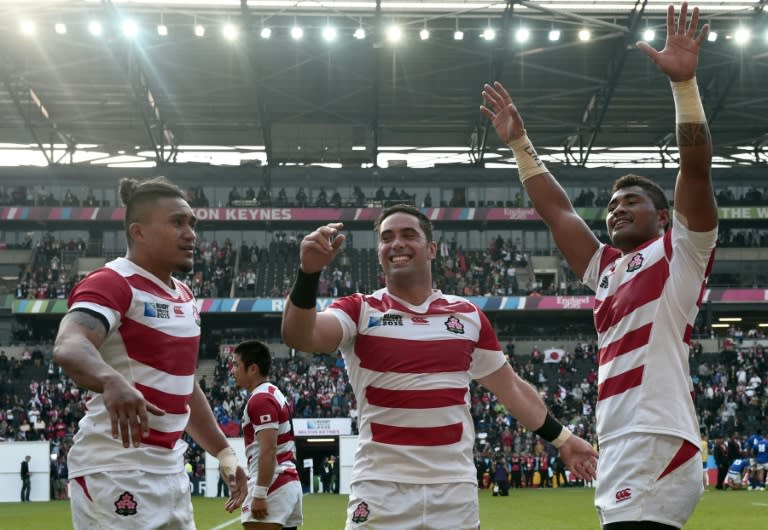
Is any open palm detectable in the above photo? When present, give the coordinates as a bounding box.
[480,82,526,144]
[637,2,709,82]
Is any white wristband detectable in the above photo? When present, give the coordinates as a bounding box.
[671,77,705,124]
[216,446,238,479]
[252,485,268,499]
[552,427,572,449]
[506,132,547,184]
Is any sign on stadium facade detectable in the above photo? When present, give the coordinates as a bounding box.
[292,418,352,437]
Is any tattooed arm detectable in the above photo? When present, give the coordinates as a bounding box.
[53,310,165,448]
[674,112,717,232]
[53,310,112,392]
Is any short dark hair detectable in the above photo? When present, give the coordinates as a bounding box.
[374,203,433,243]
[119,176,187,246]
[611,174,669,211]
[233,339,272,377]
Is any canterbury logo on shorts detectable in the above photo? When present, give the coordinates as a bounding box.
[615,488,632,503]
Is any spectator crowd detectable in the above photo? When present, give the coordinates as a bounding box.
[2,323,766,496]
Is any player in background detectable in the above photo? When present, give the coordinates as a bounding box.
[232,340,303,530]
[724,458,750,490]
[747,430,767,490]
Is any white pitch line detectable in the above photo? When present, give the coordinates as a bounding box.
[752,502,768,507]
[209,515,241,530]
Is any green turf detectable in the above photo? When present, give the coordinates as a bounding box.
[0,488,766,529]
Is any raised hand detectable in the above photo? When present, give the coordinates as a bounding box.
[299,222,346,274]
[480,82,526,145]
[636,2,709,82]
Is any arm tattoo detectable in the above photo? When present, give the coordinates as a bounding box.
[676,122,711,148]
[67,309,108,338]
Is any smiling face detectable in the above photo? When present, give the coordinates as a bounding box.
[377,211,436,297]
[606,185,668,253]
[129,196,197,282]
[230,352,252,391]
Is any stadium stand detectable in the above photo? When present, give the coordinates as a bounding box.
[1,1,767,515]
[2,328,765,494]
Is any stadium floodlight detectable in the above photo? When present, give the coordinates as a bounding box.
[515,28,530,43]
[419,18,429,41]
[20,20,36,36]
[222,23,238,41]
[481,18,495,41]
[88,20,103,37]
[643,29,655,41]
[578,29,591,41]
[158,13,167,36]
[354,17,365,40]
[290,25,303,40]
[548,29,561,41]
[260,27,271,39]
[734,27,750,45]
[322,25,337,42]
[453,19,463,41]
[707,30,717,42]
[55,22,67,35]
[122,20,139,39]
[386,25,402,43]
[194,24,205,37]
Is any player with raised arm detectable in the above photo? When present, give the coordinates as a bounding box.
[481,3,715,528]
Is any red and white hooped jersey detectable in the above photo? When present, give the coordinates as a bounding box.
[328,289,506,485]
[242,382,298,492]
[66,258,200,478]
[583,216,716,446]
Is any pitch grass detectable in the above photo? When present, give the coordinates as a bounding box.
[0,488,766,529]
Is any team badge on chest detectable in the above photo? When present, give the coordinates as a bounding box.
[445,316,465,334]
[626,253,644,273]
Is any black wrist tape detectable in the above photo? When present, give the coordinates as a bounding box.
[289,267,321,309]
[534,413,564,443]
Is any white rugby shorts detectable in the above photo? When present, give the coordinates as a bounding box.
[241,477,303,527]
[70,469,194,530]
[595,433,703,528]
[346,480,479,530]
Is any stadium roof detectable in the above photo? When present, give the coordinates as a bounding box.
[0,0,767,169]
